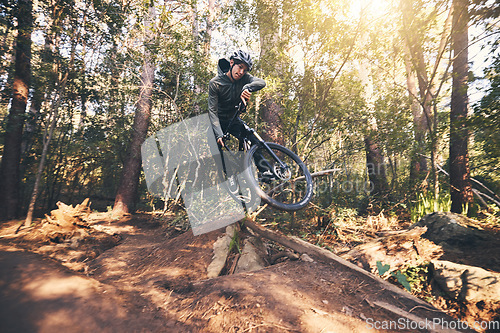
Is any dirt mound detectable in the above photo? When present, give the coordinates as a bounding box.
[0,212,122,272]
[1,211,495,332]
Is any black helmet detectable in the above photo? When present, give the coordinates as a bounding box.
[230,50,253,71]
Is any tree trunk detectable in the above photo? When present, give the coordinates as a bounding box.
[400,0,435,195]
[190,0,215,114]
[24,0,80,226]
[256,0,284,145]
[24,94,61,226]
[113,78,152,214]
[0,0,32,220]
[112,60,154,215]
[450,0,473,214]
[112,4,156,216]
[356,32,388,198]
[261,96,284,145]
[400,0,453,203]
[365,134,388,196]
[25,39,75,226]
[204,0,216,56]
[403,53,428,188]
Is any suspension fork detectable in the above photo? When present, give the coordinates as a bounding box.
[249,129,288,170]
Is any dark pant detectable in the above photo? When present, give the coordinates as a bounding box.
[220,118,251,145]
[219,118,270,174]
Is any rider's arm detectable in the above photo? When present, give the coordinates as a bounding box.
[242,74,266,94]
[241,75,266,104]
[208,80,224,141]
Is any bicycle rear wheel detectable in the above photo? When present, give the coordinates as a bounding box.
[244,142,313,211]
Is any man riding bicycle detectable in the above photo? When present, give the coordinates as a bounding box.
[206,50,313,211]
[208,50,266,149]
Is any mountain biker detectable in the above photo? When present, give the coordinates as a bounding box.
[208,50,266,148]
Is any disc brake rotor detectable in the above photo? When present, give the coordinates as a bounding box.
[274,164,291,181]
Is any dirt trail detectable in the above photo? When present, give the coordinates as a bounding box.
[0,247,183,333]
[0,214,475,332]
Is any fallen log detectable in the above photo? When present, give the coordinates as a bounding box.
[243,216,414,293]
[342,226,443,273]
[242,216,468,333]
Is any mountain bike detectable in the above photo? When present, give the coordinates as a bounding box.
[218,102,313,212]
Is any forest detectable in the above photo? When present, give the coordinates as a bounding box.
[0,0,499,229]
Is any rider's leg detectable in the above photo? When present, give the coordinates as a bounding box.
[238,123,273,174]
[220,119,246,175]
[208,127,228,176]
[225,118,273,175]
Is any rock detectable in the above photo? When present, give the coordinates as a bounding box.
[412,212,491,247]
[411,212,500,273]
[207,224,239,278]
[432,260,500,304]
[300,253,315,262]
[234,237,267,274]
[270,250,300,263]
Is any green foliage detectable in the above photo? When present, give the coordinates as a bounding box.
[0,0,497,219]
[376,261,430,293]
[376,261,390,275]
[410,191,451,223]
[471,55,500,194]
[376,260,411,292]
[229,229,241,254]
[391,270,412,292]
[400,264,430,294]
[373,87,413,156]
[1,0,215,213]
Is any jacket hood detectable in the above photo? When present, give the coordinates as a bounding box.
[218,58,231,76]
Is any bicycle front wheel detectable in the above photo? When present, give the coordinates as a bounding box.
[244,142,313,211]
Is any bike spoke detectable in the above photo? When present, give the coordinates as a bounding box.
[245,143,313,211]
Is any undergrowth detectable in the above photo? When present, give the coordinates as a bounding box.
[410,191,451,223]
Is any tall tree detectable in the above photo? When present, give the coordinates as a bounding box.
[449,0,473,213]
[399,0,453,206]
[472,56,500,196]
[0,0,32,220]
[24,0,83,226]
[356,9,389,197]
[0,0,15,110]
[403,52,428,188]
[112,2,156,215]
[204,0,216,55]
[364,134,389,195]
[255,0,285,145]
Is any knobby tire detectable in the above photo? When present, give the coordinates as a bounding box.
[244,142,313,211]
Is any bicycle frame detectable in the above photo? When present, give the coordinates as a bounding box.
[218,102,314,211]
[222,102,289,172]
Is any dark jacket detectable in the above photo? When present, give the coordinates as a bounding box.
[208,58,266,139]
